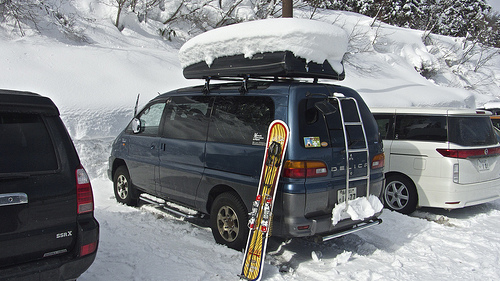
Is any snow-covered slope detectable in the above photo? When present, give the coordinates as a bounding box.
[1,1,500,280]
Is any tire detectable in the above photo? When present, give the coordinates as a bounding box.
[383,175,418,214]
[210,192,249,250]
[113,166,139,206]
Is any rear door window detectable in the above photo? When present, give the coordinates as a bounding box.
[394,115,447,141]
[449,116,497,146]
[0,112,58,173]
[162,96,211,141]
[374,114,394,140]
[299,98,348,148]
[208,96,274,146]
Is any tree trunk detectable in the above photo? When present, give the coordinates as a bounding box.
[282,0,292,18]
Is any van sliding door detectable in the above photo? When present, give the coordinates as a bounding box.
[159,96,211,206]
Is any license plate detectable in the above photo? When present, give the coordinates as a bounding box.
[478,158,489,171]
[338,187,357,204]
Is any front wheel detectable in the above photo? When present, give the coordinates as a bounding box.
[113,166,139,206]
[210,192,249,250]
[383,175,418,214]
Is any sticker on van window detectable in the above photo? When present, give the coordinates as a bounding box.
[304,137,321,148]
[252,133,266,146]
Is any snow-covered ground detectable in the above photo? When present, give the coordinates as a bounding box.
[2,1,500,280]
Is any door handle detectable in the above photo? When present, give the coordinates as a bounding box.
[0,193,28,206]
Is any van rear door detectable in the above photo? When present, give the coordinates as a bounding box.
[447,115,500,183]
[0,111,77,267]
[294,85,381,217]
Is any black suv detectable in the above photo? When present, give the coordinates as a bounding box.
[0,90,99,280]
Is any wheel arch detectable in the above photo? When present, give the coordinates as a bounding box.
[111,158,127,180]
[206,184,247,215]
[384,171,420,212]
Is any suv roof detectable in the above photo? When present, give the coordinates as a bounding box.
[370,107,491,116]
[0,89,59,116]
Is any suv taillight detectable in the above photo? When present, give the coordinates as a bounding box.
[76,165,94,214]
[283,160,328,178]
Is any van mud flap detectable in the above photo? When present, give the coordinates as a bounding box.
[312,218,382,243]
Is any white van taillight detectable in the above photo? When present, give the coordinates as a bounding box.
[283,161,328,178]
[453,164,459,183]
[76,165,94,214]
[371,153,385,169]
[437,147,500,159]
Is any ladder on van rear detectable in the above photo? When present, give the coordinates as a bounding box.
[333,95,370,206]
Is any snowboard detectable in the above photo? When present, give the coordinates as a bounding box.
[240,120,290,281]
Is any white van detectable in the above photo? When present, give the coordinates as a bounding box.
[372,107,500,214]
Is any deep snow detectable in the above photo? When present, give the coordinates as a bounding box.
[2,1,500,280]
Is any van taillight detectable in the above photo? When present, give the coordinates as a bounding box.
[76,165,94,214]
[437,147,500,159]
[283,161,328,178]
[371,153,385,169]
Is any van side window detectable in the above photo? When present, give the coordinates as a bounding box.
[130,102,166,136]
[373,114,393,140]
[395,115,447,141]
[208,96,274,145]
[162,96,211,141]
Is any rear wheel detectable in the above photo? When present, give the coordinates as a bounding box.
[210,192,249,250]
[383,175,417,214]
[113,166,139,206]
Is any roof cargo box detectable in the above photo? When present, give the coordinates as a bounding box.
[179,19,348,81]
[182,51,345,80]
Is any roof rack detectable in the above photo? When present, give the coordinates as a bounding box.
[183,51,345,81]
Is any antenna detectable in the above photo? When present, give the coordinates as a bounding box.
[134,94,140,117]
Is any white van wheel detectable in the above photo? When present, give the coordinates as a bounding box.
[383,175,417,214]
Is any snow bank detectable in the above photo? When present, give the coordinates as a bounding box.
[178,18,348,74]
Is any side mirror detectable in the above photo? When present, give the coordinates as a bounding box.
[131,118,141,134]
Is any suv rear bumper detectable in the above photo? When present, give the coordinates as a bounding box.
[0,252,97,281]
[0,218,99,281]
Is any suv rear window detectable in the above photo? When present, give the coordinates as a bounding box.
[449,116,497,146]
[0,112,58,173]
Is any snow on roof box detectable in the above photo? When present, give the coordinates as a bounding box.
[179,18,348,80]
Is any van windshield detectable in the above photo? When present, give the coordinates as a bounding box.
[448,116,498,146]
[0,112,58,174]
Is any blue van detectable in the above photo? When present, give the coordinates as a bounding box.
[108,52,385,250]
